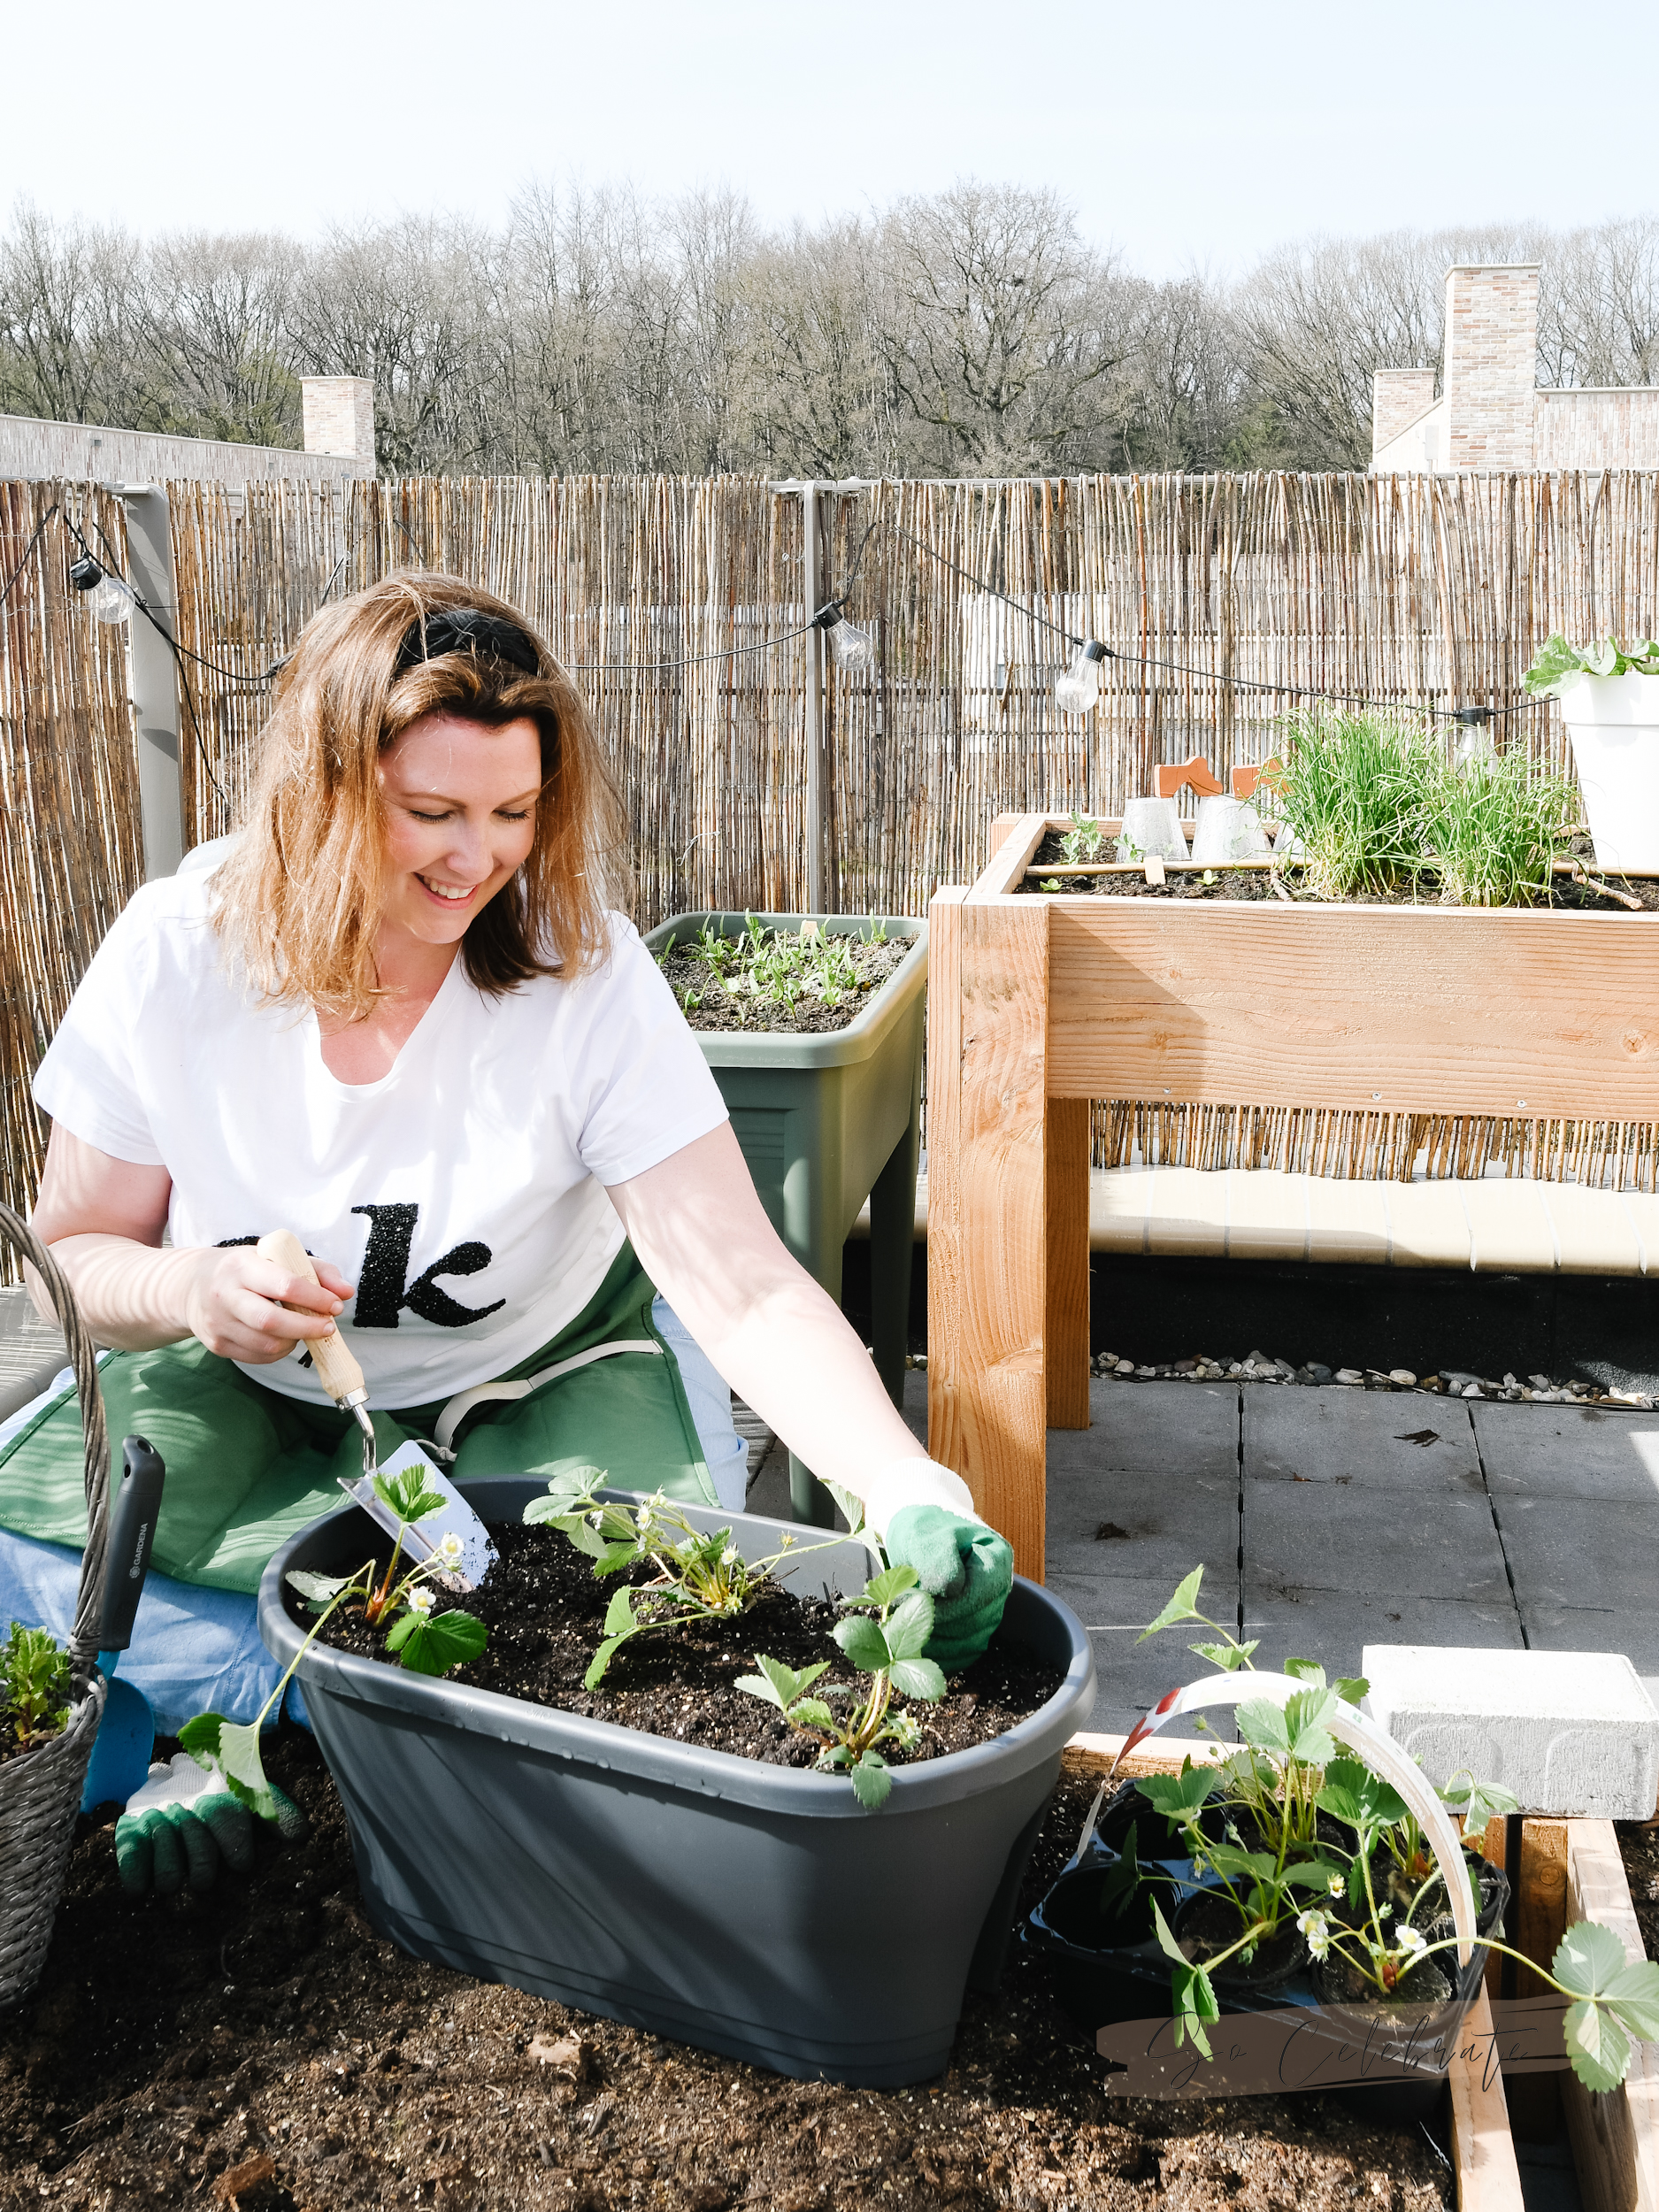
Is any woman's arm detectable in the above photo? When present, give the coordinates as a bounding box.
[606,1122,935,1511]
[28,1123,351,1360]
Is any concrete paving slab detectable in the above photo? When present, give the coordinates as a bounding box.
[1245,1388,1485,1491]
[1047,1463,1238,1603]
[1045,1570,1238,1735]
[1240,1590,1525,1680]
[1247,1477,1513,1603]
[1527,1608,1659,1673]
[1494,1493,1659,1619]
[1070,1379,1239,1476]
[1471,1401,1659,1502]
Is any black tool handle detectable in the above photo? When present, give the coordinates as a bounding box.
[97,1434,165,1654]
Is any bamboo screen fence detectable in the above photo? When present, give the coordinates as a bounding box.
[6,466,1659,1250]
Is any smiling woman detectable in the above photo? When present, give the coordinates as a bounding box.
[0,572,1004,1799]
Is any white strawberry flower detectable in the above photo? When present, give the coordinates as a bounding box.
[1296,1910,1332,1961]
[1327,1873,1346,1896]
[1394,1921,1428,1958]
[406,1586,435,1617]
[435,1532,465,1569]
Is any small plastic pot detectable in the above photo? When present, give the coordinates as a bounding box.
[1173,1890,1309,1994]
[259,1478,1095,2087]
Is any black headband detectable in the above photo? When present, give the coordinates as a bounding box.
[393,607,541,680]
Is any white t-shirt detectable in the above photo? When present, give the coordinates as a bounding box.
[32,867,728,1409]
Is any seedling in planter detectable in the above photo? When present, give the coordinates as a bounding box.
[176,1466,487,1827]
[1128,1563,1659,2086]
[525,1471,838,1689]
[1,1621,72,1750]
[737,1564,945,1809]
[655,915,891,1026]
[1060,811,1108,866]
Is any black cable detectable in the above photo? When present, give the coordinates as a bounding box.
[887,518,1548,724]
[567,618,820,674]
[0,503,58,616]
[65,514,229,810]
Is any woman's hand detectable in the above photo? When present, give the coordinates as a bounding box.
[179,1246,353,1364]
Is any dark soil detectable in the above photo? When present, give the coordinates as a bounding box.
[1019,830,1659,911]
[657,931,913,1033]
[1617,1821,1659,1959]
[305,1520,1058,1772]
[0,1753,1456,2211]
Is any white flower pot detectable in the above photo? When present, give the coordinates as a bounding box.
[1561,671,1659,872]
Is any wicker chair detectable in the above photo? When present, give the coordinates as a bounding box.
[0,1202,110,2008]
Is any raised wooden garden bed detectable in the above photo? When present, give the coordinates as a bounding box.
[926,813,1659,1579]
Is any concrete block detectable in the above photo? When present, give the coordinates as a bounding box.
[1246,1388,1484,1492]
[1458,1179,1559,1272]
[1471,1401,1658,1501]
[1542,1184,1645,1274]
[1363,1644,1659,1818]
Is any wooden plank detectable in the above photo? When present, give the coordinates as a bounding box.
[1449,1986,1526,2212]
[972,811,1049,899]
[1563,1821,1659,2212]
[1063,1729,1226,1781]
[1046,900,1659,1118]
[1045,1096,1091,1430]
[925,887,1048,1578]
[1509,1823,1569,2141]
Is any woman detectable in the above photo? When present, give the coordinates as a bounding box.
[0,574,1009,1760]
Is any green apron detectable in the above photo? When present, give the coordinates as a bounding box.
[0,1243,712,1595]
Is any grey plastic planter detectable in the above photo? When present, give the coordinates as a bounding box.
[641,913,926,1525]
[261,1478,1094,2086]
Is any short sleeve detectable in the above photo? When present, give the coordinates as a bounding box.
[31,890,167,1165]
[565,922,728,1185]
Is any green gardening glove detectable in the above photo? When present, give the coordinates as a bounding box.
[113,1752,303,1896]
[883,1504,1015,1673]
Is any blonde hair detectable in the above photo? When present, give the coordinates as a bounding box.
[212,572,626,1021]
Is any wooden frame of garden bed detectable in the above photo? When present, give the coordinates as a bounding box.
[926,812,1659,1580]
[1067,1732,1659,2210]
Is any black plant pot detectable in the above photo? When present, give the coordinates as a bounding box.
[259,1479,1095,2087]
[1025,1783,1509,2123]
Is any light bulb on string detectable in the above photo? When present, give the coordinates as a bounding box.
[1055,638,1108,715]
[68,554,132,626]
[814,603,875,672]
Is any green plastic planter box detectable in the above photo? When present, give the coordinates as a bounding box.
[642,912,928,1525]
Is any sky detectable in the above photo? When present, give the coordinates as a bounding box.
[2,0,1652,275]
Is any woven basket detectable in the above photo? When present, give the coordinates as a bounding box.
[0,1202,111,2009]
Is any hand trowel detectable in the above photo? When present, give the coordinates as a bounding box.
[257,1229,494,1589]
[81,1433,165,1812]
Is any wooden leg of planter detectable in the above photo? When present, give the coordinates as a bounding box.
[1562,1821,1659,2212]
[1448,1986,1525,2211]
[926,886,1048,1581]
[1046,1096,1091,1430]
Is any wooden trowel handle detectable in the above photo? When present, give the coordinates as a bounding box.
[257,1228,367,1409]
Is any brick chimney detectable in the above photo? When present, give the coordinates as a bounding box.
[1371,369,1439,457]
[301,377,376,464]
[1441,265,1539,471]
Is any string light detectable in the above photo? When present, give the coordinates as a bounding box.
[1054,639,1108,715]
[814,602,875,672]
[68,555,133,626]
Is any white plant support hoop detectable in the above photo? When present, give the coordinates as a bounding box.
[1118,1671,1477,1965]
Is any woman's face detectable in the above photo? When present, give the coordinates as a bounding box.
[378,711,543,950]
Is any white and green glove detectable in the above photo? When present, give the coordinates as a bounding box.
[861,1459,1015,1672]
[114,1752,303,1896]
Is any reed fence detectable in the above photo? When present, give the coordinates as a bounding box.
[5,467,1659,1259]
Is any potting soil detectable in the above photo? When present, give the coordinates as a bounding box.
[306,1519,1060,1769]
[657,933,913,1033]
[1019,831,1659,910]
[0,1751,1455,2210]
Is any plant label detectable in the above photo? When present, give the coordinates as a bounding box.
[342,1442,496,1590]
